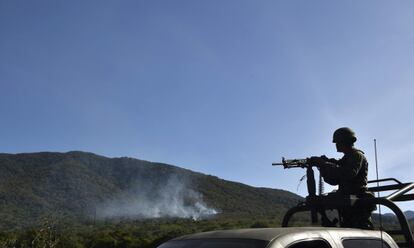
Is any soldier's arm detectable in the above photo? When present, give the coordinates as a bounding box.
[326,158,339,164]
[318,157,341,185]
[319,164,340,185]
[338,152,364,178]
[310,156,338,166]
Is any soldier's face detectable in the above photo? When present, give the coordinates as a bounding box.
[335,142,352,153]
[336,143,343,152]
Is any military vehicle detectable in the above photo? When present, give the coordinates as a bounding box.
[273,157,414,247]
[158,227,398,248]
[157,158,414,248]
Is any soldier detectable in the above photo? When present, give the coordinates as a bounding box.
[311,127,374,229]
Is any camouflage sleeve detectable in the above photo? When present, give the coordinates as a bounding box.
[338,151,364,179]
[319,159,340,185]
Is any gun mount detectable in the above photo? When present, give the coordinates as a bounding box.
[273,157,324,225]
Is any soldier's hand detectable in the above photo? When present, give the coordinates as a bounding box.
[320,155,328,160]
[309,156,326,167]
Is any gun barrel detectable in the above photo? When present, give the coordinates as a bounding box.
[285,158,308,164]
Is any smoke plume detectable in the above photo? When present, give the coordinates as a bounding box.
[96,175,217,220]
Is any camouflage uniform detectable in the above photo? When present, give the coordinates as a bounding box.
[321,148,368,194]
[320,148,374,229]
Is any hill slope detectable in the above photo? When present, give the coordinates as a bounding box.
[0,151,301,229]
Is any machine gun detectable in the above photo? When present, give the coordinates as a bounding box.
[272,157,309,168]
[272,157,324,195]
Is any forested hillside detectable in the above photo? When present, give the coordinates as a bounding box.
[0,151,301,230]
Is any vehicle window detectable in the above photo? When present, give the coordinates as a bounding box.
[288,240,331,248]
[342,239,391,248]
[157,238,269,248]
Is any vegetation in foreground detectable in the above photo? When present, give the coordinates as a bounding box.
[1,213,412,248]
[0,216,287,248]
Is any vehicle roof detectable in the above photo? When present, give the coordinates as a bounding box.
[172,227,385,242]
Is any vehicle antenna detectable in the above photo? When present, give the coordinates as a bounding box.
[374,139,384,248]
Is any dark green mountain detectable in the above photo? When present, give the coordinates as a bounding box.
[0,151,301,229]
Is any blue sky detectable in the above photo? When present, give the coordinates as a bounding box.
[1,1,414,210]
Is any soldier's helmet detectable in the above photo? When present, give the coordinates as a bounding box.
[333,127,357,144]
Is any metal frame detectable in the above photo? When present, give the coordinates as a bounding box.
[281,178,414,248]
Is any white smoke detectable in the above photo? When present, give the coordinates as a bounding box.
[96,175,217,220]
